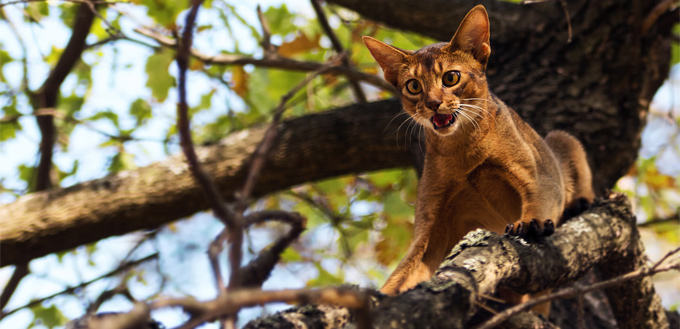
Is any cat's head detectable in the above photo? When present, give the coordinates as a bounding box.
[364,5,491,136]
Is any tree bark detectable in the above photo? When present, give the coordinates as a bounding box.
[0,0,676,267]
[244,195,671,329]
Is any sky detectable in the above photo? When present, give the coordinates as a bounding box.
[0,1,679,328]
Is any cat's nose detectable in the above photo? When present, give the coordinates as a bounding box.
[426,100,442,111]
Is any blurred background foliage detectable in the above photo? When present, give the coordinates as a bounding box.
[0,1,678,328]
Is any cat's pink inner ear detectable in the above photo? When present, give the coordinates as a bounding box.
[363,36,408,87]
[449,5,491,66]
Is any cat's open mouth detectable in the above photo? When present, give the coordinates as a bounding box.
[431,113,455,129]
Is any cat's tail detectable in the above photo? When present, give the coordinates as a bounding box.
[544,130,595,221]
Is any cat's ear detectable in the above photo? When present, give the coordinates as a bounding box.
[363,36,410,87]
[448,5,491,67]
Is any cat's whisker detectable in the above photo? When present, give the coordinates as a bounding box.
[405,118,418,148]
[418,123,425,157]
[460,104,496,125]
[458,106,487,127]
[395,115,414,140]
[456,109,480,132]
[461,97,494,104]
[384,111,411,135]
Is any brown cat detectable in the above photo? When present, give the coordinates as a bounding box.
[363,5,594,303]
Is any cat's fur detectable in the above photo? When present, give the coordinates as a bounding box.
[363,5,594,305]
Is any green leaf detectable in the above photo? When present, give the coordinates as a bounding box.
[129,98,152,126]
[263,4,296,37]
[280,247,302,263]
[18,164,36,193]
[145,49,176,102]
[109,151,136,173]
[26,1,49,23]
[29,304,68,329]
[88,110,120,128]
[306,263,344,287]
[0,121,21,142]
[0,49,13,82]
[57,159,79,183]
[140,0,187,28]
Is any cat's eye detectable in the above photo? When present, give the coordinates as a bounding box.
[405,79,422,94]
[443,71,461,87]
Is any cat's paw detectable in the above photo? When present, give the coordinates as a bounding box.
[505,218,554,240]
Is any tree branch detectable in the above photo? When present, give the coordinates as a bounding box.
[3,253,158,317]
[243,194,670,329]
[311,0,367,103]
[133,27,394,93]
[33,0,96,191]
[0,100,411,266]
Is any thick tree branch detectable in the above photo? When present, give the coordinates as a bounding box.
[0,100,412,266]
[244,194,671,329]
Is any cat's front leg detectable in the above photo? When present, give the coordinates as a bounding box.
[380,178,458,295]
[505,178,562,239]
[379,235,433,295]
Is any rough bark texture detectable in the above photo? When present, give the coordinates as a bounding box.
[244,195,672,329]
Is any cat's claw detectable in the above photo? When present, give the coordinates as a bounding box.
[505,219,554,239]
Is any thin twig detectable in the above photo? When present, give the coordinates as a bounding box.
[234,57,342,215]
[474,248,680,329]
[0,263,29,311]
[642,0,679,34]
[175,0,237,232]
[256,5,274,55]
[310,0,367,103]
[560,0,573,43]
[2,254,158,318]
[238,211,306,288]
[174,2,240,328]
[151,287,372,329]
[34,0,96,191]
[0,0,127,7]
[638,212,680,227]
[134,27,394,93]
[0,6,29,92]
[1,108,162,142]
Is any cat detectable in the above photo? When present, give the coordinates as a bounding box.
[363,4,595,309]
